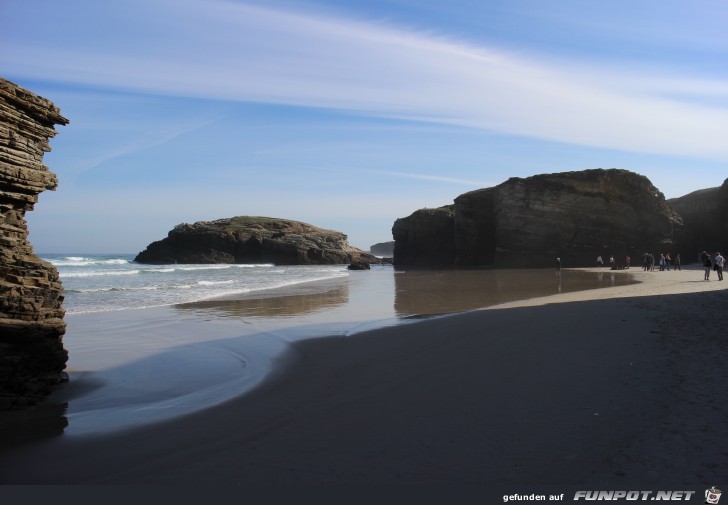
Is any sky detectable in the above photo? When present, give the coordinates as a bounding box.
[2,0,727,253]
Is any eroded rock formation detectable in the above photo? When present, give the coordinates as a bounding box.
[392,206,455,267]
[0,77,68,408]
[135,216,377,265]
[668,179,728,259]
[393,169,683,268]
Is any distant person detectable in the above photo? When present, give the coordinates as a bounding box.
[665,253,671,271]
[609,255,615,269]
[715,252,724,281]
[556,257,561,272]
[659,254,666,271]
[674,253,681,271]
[649,253,655,271]
[642,253,649,271]
[702,251,712,280]
[625,255,631,269]
[597,256,604,267]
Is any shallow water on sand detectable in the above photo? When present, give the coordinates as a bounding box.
[41,266,635,437]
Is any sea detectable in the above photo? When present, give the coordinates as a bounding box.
[43,253,637,317]
[42,253,351,315]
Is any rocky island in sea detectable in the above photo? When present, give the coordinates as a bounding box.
[134,216,377,265]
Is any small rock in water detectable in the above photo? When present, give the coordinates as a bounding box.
[348,261,371,270]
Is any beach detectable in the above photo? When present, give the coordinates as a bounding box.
[0,265,726,487]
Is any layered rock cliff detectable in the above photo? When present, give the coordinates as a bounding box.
[0,78,68,408]
[393,169,682,268]
[668,179,728,259]
[135,216,377,265]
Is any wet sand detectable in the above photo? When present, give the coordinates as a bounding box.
[0,266,726,486]
[1,266,630,438]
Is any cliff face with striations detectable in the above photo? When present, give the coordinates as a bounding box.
[668,179,728,259]
[393,169,682,268]
[135,216,378,265]
[0,77,68,408]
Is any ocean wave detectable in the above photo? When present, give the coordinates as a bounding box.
[47,257,131,267]
[142,267,176,273]
[197,280,235,286]
[173,265,236,271]
[139,264,273,273]
[67,285,162,293]
[60,262,350,313]
[61,269,141,278]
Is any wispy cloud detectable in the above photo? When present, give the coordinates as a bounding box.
[358,168,493,187]
[3,0,728,160]
[76,118,220,175]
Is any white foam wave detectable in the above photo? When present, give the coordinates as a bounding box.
[70,286,161,293]
[48,257,131,267]
[173,265,235,271]
[61,269,141,278]
[197,280,235,286]
[59,257,350,314]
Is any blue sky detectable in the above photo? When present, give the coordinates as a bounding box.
[2,0,727,253]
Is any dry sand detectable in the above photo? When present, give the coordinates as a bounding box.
[0,266,726,486]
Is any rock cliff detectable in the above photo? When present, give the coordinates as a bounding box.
[392,206,456,267]
[668,179,728,259]
[0,77,68,408]
[369,241,395,257]
[135,216,377,265]
[393,169,682,268]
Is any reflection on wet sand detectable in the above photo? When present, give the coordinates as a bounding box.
[0,401,68,449]
[394,268,635,317]
[174,268,635,321]
[175,282,349,319]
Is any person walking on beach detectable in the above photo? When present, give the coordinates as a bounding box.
[597,255,604,267]
[715,252,724,281]
[556,257,561,272]
[665,253,671,271]
[675,253,681,270]
[702,251,712,280]
[625,255,631,269]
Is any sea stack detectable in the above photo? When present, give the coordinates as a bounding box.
[0,77,69,408]
[135,216,377,265]
[393,169,683,268]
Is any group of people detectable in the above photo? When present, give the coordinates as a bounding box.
[702,251,725,281]
[595,254,633,270]
[567,251,725,280]
[640,252,681,272]
[596,255,628,269]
